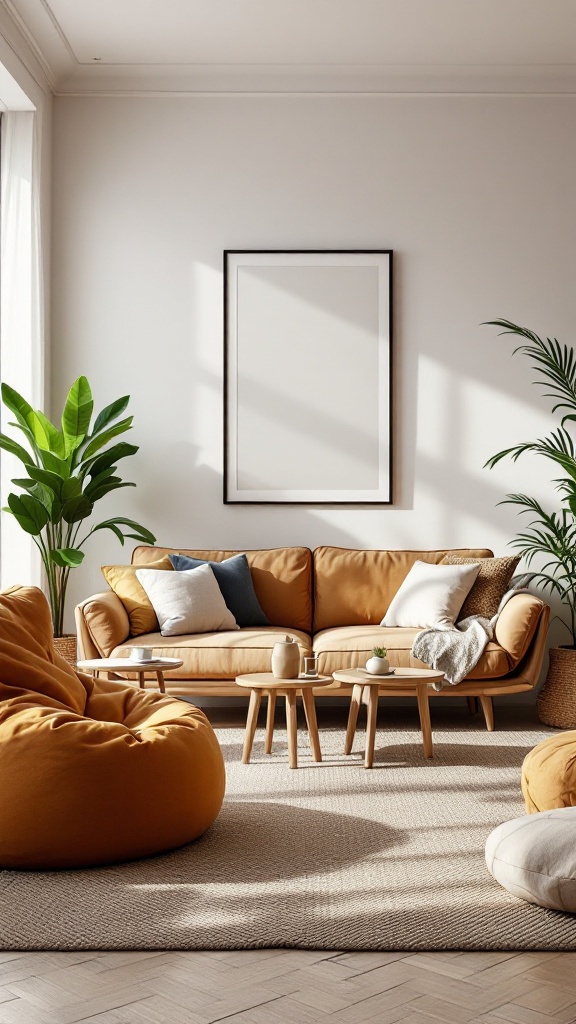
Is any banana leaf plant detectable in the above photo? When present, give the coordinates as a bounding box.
[0,377,155,636]
[485,319,576,646]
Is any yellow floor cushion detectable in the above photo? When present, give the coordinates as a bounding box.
[0,586,225,869]
[522,731,576,813]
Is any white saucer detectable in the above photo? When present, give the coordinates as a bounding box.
[129,657,156,664]
[358,666,395,676]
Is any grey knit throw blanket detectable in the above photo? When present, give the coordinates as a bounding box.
[411,586,529,689]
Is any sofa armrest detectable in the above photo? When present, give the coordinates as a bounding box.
[75,591,130,659]
[494,592,547,669]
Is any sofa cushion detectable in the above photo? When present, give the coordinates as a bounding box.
[169,553,269,627]
[113,627,312,679]
[313,625,511,678]
[312,547,493,631]
[494,592,544,668]
[441,554,521,619]
[102,556,173,636]
[133,546,313,633]
[381,560,480,630]
[136,565,239,636]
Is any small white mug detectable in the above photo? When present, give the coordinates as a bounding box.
[304,655,318,677]
[131,646,153,662]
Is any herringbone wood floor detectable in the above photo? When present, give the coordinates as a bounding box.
[0,949,575,1024]
[2,705,574,1024]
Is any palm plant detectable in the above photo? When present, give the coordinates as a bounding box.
[0,376,155,636]
[485,319,576,646]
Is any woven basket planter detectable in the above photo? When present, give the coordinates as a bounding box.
[53,633,77,668]
[537,646,576,728]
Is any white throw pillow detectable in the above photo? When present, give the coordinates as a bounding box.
[381,559,480,630]
[136,564,239,636]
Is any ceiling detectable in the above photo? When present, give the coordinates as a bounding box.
[6,0,576,94]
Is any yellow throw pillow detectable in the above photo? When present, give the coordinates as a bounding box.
[441,555,520,620]
[102,556,173,636]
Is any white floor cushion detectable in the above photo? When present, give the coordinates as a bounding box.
[485,807,576,912]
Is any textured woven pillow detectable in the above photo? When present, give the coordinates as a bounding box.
[136,564,239,636]
[381,559,481,630]
[102,556,173,636]
[441,555,520,620]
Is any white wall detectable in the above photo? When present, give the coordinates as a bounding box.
[51,94,576,643]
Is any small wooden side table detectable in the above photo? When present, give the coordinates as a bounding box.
[77,657,184,694]
[236,672,332,769]
[333,667,445,767]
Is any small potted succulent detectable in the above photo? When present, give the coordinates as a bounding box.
[366,646,389,675]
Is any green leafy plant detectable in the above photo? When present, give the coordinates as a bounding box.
[0,377,156,636]
[372,646,388,658]
[485,318,576,646]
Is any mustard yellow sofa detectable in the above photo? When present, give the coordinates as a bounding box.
[75,545,550,730]
[0,585,225,869]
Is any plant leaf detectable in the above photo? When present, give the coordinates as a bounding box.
[12,478,54,513]
[50,548,85,568]
[80,442,139,479]
[27,466,65,496]
[6,492,49,535]
[92,395,130,436]
[39,449,71,478]
[61,477,83,502]
[61,494,93,525]
[90,517,156,545]
[0,432,34,467]
[81,417,133,461]
[29,410,66,457]
[61,376,93,445]
[1,383,36,431]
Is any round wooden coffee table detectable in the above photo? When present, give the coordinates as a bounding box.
[77,657,183,694]
[236,673,332,768]
[333,667,445,767]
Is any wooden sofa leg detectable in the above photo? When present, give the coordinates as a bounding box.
[467,696,478,715]
[479,695,495,732]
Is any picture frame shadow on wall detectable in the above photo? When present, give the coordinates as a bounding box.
[224,249,393,505]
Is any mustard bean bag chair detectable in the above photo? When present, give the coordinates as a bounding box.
[522,731,576,813]
[0,586,225,869]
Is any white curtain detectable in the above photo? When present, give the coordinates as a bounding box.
[0,110,45,590]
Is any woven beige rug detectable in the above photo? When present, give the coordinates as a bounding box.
[1,708,575,951]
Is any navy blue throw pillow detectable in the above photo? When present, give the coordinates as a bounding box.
[169,553,269,628]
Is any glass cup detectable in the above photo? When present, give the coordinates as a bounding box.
[304,655,318,677]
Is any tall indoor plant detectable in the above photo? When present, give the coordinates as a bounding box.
[485,318,576,726]
[0,377,155,647]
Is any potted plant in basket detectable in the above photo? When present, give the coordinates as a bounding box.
[0,377,156,661]
[484,318,576,726]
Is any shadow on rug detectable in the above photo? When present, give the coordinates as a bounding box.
[1,717,575,951]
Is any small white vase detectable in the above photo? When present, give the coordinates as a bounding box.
[366,655,389,675]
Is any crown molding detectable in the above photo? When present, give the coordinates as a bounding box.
[53,62,576,97]
[0,0,55,92]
